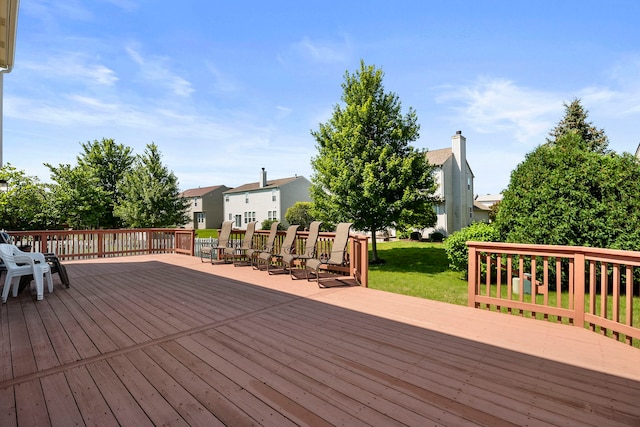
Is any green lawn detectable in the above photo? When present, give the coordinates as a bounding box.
[368,240,468,306]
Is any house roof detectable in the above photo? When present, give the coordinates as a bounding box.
[473,201,491,211]
[179,185,228,198]
[426,148,452,166]
[224,176,305,194]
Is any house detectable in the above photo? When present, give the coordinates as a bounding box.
[472,194,502,224]
[424,131,475,238]
[223,168,312,229]
[179,185,230,229]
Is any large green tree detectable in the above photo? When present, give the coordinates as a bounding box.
[496,131,640,250]
[114,143,189,228]
[45,163,110,229]
[76,138,135,228]
[310,60,437,263]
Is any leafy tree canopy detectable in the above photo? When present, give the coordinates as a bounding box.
[310,60,437,263]
[0,164,50,230]
[285,201,315,230]
[76,138,135,228]
[45,163,110,229]
[495,132,640,250]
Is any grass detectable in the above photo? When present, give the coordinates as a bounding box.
[367,240,468,306]
[195,229,219,238]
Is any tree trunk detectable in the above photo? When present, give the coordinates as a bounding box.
[370,225,379,263]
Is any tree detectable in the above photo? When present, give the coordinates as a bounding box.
[547,98,609,154]
[285,201,315,230]
[310,60,437,263]
[0,164,50,230]
[114,143,189,228]
[76,138,135,228]
[495,132,640,250]
[45,163,110,229]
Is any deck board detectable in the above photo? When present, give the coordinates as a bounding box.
[1,253,640,426]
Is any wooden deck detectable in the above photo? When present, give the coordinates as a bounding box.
[1,254,639,426]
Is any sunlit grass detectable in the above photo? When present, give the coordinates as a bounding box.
[368,240,468,306]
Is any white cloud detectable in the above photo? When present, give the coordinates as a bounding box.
[125,45,194,97]
[21,53,118,87]
[290,36,352,64]
[436,78,563,145]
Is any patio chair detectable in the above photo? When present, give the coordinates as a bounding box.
[0,243,53,303]
[230,221,258,266]
[256,224,300,274]
[251,221,280,269]
[200,221,233,264]
[282,221,322,279]
[305,222,352,287]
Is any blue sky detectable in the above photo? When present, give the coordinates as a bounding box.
[4,0,640,195]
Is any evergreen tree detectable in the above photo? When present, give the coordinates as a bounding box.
[547,98,609,153]
[114,143,189,228]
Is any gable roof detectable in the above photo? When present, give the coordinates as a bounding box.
[426,148,452,166]
[224,176,306,194]
[180,185,228,198]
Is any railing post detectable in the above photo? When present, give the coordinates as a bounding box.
[98,231,104,258]
[573,251,586,328]
[467,243,478,308]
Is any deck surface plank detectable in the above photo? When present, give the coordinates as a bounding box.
[1,253,640,426]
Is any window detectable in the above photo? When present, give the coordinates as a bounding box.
[469,207,473,218]
[244,211,256,223]
[228,213,232,220]
[225,195,229,202]
[467,176,471,190]
[193,197,198,207]
[245,192,249,204]
[272,189,277,202]
[268,210,277,221]
[196,212,205,223]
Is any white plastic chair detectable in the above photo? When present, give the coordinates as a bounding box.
[0,243,53,303]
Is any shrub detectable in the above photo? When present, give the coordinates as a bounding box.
[429,232,444,242]
[444,222,500,276]
[261,219,283,230]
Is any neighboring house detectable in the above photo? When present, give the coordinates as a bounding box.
[180,185,230,230]
[473,193,502,224]
[473,201,491,224]
[224,168,312,229]
[424,131,475,238]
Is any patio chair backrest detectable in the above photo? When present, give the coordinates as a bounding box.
[218,221,233,248]
[241,221,258,249]
[303,221,322,257]
[263,221,280,253]
[327,222,352,265]
[279,225,300,256]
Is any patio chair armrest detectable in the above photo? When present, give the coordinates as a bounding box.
[13,255,35,265]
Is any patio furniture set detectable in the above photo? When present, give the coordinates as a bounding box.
[0,231,69,304]
[201,221,353,287]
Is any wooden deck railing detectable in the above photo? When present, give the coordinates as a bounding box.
[468,241,640,346]
[8,228,369,286]
[9,229,196,258]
